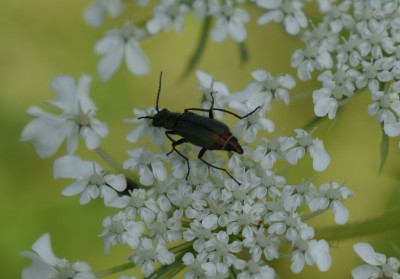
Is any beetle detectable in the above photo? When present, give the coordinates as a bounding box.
[139,72,260,184]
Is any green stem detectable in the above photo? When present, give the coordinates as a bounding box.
[379,123,389,174]
[315,207,400,241]
[95,262,135,278]
[95,147,125,174]
[301,209,327,221]
[303,115,325,131]
[148,252,187,279]
[181,16,212,79]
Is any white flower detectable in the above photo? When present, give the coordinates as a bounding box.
[300,21,338,55]
[353,1,386,22]
[313,65,359,119]
[196,70,230,117]
[211,1,250,42]
[192,0,220,19]
[21,233,96,279]
[313,88,339,119]
[368,85,400,126]
[286,129,331,172]
[291,41,333,81]
[21,75,108,157]
[357,19,396,59]
[352,242,400,279]
[356,58,395,91]
[182,252,210,278]
[319,0,354,33]
[147,0,190,34]
[146,210,182,244]
[230,96,274,143]
[53,155,126,206]
[95,22,150,82]
[127,238,175,277]
[237,259,276,279]
[123,148,167,186]
[256,0,308,35]
[308,182,353,224]
[307,239,332,272]
[99,211,145,253]
[204,231,246,269]
[84,0,123,27]
[201,260,230,278]
[114,188,158,224]
[248,69,295,105]
[126,107,166,146]
[291,239,331,273]
[252,136,296,170]
[336,33,363,67]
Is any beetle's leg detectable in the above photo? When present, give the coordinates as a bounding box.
[208,92,215,119]
[185,104,261,120]
[198,148,240,185]
[184,92,217,119]
[138,115,154,120]
[210,106,261,119]
[165,131,191,180]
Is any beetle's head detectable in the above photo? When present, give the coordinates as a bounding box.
[151,108,171,128]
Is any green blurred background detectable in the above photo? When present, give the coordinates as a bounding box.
[2,0,400,278]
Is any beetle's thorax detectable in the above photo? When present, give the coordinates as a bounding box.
[152,108,181,129]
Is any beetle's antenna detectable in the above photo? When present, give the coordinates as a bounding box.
[155,71,163,112]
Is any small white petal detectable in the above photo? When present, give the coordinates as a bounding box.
[286,147,305,165]
[384,122,400,137]
[125,39,150,76]
[105,174,127,191]
[228,20,247,42]
[291,250,305,273]
[84,3,105,27]
[62,181,88,196]
[352,265,382,279]
[202,214,218,229]
[97,39,124,82]
[139,166,154,186]
[284,15,301,35]
[90,119,109,137]
[309,140,330,171]
[211,19,228,42]
[80,127,101,150]
[331,201,349,224]
[308,240,331,272]
[21,118,68,158]
[353,243,386,266]
[76,75,96,114]
[31,233,60,265]
[151,161,166,182]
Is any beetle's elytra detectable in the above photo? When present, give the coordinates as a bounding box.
[139,72,260,184]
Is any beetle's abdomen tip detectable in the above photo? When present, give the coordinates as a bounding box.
[234,145,244,154]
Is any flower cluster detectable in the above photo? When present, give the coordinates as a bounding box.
[86,0,253,81]
[25,0,400,278]
[82,0,400,147]
[21,70,352,278]
[288,0,400,144]
[352,242,400,279]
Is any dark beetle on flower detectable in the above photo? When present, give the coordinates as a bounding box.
[139,72,260,184]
